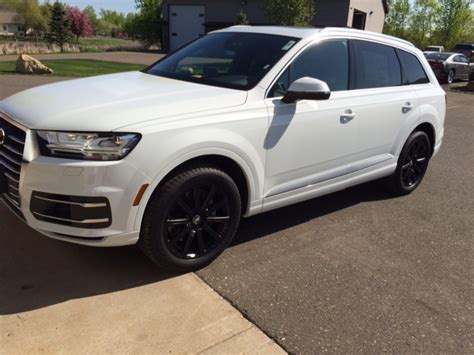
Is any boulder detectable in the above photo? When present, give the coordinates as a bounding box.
[15,54,53,75]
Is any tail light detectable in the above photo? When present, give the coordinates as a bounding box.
[433,62,444,70]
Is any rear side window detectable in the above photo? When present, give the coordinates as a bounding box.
[397,49,429,85]
[353,40,401,89]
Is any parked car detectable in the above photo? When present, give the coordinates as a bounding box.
[0,27,446,271]
[452,43,474,60]
[424,45,444,53]
[424,52,472,83]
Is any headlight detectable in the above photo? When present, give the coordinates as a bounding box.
[36,131,141,161]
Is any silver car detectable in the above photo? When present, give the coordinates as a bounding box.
[424,52,472,84]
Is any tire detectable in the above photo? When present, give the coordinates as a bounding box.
[139,165,241,271]
[447,69,455,84]
[385,131,431,196]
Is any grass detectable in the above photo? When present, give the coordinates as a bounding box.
[78,37,134,46]
[0,59,146,77]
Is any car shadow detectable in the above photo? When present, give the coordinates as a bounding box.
[0,180,392,315]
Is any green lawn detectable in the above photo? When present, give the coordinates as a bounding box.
[0,59,146,77]
[78,37,135,46]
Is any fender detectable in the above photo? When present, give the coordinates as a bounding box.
[132,142,265,232]
[392,105,441,159]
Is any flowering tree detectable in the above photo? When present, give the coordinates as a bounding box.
[67,6,92,42]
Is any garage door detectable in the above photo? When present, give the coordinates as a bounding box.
[169,5,205,51]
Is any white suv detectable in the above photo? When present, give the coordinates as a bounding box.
[0,27,445,270]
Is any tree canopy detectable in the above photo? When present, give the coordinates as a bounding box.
[264,0,315,26]
[384,0,473,49]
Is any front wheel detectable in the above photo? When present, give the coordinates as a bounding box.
[385,131,431,196]
[139,166,241,271]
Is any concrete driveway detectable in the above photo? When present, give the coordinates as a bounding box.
[1,75,473,353]
[0,74,283,354]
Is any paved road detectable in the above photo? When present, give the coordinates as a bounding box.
[1,74,473,353]
[0,51,163,65]
[198,89,474,353]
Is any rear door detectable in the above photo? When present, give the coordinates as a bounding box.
[457,55,471,78]
[169,5,205,51]
[348,40,418,168]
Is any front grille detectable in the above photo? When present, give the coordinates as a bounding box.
[0,116,26,209]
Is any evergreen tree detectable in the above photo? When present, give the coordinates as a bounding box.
[47,1,72,52]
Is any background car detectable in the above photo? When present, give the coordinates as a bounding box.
[424,52,471,83]
[424,45,445,53]
[452,43,474,61]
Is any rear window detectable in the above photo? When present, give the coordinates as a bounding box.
[454,44,473,50]
[424,53,450,61]
[353,40,402,89]
[397,49,429,85]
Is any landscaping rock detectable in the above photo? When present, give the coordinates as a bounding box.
[15,54,53,75]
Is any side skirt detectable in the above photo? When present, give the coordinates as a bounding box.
[261,159,397,214]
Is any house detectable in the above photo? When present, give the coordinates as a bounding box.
[0,10,25,36]
[161,0,389,51]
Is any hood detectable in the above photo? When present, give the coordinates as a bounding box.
[0,71,247,131]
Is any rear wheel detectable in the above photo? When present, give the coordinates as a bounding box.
[385,131,431,196]
[139,166,241,271]
[447,69,455,84]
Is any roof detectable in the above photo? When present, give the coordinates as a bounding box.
[213,26,323,39]
[216,26,414,48]
[0,11,21,24]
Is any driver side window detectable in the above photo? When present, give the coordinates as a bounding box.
[268,39,349,98]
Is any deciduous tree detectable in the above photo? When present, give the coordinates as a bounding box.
[408,0,439,49]
[83,5,99,34]
[236,9,249,25]
[383,0,411,39]
[67,6,92,42]
[126,0,161,49]
[433,0,471,49]
[15,0,48,37]
[264,0,314,26]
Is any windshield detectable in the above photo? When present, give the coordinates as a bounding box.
[425,53,450,61]
[145,32,299,90]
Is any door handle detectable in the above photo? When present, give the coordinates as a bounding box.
[340,109,355,124]
[402,102,413,114]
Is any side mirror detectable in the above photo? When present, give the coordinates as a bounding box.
[282,77,331,104]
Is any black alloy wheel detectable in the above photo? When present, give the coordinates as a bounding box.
[385,131,431,196]
[139,166,241,271]
[164,183,233,259]
[400,137,430,189]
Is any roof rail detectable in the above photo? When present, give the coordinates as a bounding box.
[321,27,415,47]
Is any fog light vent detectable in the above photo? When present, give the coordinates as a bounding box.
[30,192,112,229]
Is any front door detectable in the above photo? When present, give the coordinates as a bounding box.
[169,5,205,51]
[264,39,358,199]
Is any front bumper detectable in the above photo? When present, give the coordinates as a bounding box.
[1,115,152,247]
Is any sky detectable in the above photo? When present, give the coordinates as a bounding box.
[40,0,137,14]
